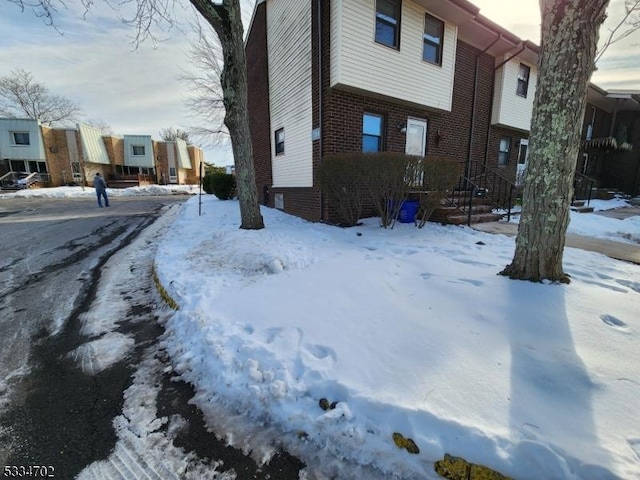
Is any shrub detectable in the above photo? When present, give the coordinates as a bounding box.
[416,156,462,227]
[203,172,236,200]
[362,152,421,228]
[319,155,369,226]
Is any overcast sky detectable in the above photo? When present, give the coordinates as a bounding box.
[0,0,637,166]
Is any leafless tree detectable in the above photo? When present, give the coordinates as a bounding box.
[159,126,192,144]
[501,0,609,283]
[595,0,640,63]
[181,21,228,149]
[0,69,82,126]
[186,0,264,229]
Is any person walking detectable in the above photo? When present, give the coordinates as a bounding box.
[93,173,110,208]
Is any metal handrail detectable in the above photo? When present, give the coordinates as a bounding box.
[573,171,596,206]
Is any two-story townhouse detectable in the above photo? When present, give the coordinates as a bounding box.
[0,119,204,190]
[579,87,640,197]
[247,0,540,222]
[0,118,50,187]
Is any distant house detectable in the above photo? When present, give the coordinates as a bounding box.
[246,0,639,224]
[0,119,205,190]
[579,88,640,196]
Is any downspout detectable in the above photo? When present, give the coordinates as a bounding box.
[466,34,502,179]
[317,0,324,221]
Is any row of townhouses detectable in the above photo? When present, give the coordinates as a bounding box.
[0,118,204,190]
[246,0,640,223]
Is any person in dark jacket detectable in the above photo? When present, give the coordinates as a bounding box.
[93,173,109,207]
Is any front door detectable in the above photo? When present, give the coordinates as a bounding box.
[405,118,428,157]
[516,139,529,186]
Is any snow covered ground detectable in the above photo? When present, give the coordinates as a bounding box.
[152,194,640,480]
[0,184,199,199]
[3,187,638,479]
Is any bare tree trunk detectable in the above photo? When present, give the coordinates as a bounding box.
[189,0,264,230]
[501,0,609,282]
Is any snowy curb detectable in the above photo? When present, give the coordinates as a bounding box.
[152,264,179,310]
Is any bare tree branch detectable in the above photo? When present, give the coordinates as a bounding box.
[180,18,228,149]
[0,69,82,126]
[596,0,640,63]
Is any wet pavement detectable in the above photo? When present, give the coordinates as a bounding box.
[471,206,640,265]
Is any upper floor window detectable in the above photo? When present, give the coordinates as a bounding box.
[517,63,530,97]
[375,0,401,49]
[11,132,30,146]
[132,145,146,156]
[363,113,384,152]
[275,128,285,155]
[498,137,511,166]
[423,14,444,65]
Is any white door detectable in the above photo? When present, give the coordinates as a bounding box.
[516,139,529,186]
[405,118,428,157]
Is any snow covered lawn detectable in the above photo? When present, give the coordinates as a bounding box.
[155,195,640,480]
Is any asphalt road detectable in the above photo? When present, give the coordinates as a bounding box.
[0,196,304,479]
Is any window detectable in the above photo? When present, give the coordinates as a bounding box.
[363,113,384,152]
[132,145,145,156]
[169,167,177,177]
[423,14,444,65]
[275,128,285,155]
[375,0,401,49]
[516,63,530,97]
[11,132,30,145]
[498,137,511,166]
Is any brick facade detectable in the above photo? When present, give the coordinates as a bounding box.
[246,1,274,208]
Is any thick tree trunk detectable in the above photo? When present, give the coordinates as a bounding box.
[190,0,265,230]
[501,0,608,282]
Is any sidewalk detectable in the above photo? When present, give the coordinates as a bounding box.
[472,213,640,265]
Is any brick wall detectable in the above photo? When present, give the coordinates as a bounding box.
[41,126,69,186]
[103,136,125,168]
[154,141,169,184]
[246,1,273,207]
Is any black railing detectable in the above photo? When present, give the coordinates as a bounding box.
[446,174,482,226]
[451,162,518,224]
[573,171,596,205]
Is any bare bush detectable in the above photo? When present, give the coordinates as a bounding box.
[319,155,368,226]
[416,156,462,228]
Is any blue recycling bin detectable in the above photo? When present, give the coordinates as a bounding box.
[398,200,419,223]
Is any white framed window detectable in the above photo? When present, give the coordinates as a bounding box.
[11,131,30,145]
[516,63,530,98]
[498,137,511,166]
[132,145,146,156]
[423,13,444,65]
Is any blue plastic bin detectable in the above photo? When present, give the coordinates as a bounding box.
[398,200,419,223]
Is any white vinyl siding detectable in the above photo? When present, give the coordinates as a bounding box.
[124,135,154,168]
[78,124,110,165]
[176,138,192,169]
[0,118,46,160]
[491,58,537,132]
[331,0,456,111]
[267,0,313,188]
